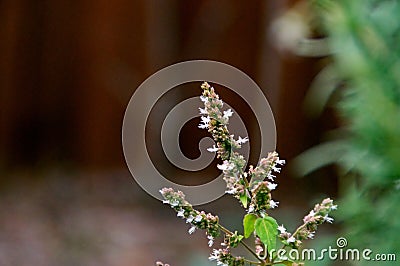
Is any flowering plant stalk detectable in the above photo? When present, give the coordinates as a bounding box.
[158,82,336,266]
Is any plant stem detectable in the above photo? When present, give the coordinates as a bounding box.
[243,258,263,265]
[218,224,264,263]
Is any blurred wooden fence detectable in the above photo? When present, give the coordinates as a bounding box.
[0,0,322,177]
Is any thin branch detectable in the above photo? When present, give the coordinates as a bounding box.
[219,224,264,264]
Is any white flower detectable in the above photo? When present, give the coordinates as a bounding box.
[267,173,276,181]
[223,109,233,118]
[198,116,210,129]
[170,199,179,207]
[217,161,233,171]
[199,107,207,114]
[198,123,208,129]
[287,236,296,243]
[201,116,211,124]
[272,166,281,173]
[324,215,334,223]
[217,164,227,171]
[207,235,214,247]
[186,215,194,223]
[267,182,277,191]
[248,205,255,213]
[200,95,208,103]
[177,209,185,217]
[308,232,315,239]
[207,145,219,152]
[188,226,196,234]
[276,159,286,165]
[331,205,338,210]
[194,214,202,222]
[209,249,220,261]
[277,225,286,234]
[237,136,249,144]
[270,199,279,209]
[225,188,236,194]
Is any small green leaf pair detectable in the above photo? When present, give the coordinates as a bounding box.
[243,214,278,253]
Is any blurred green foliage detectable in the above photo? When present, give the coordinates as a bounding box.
[308,0,400,264]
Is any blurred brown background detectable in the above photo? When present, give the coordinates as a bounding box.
[0,1,336,265]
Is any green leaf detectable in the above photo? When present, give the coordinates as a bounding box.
[243,214,257,238]
[239,194,248,208]
[279,260,295,266]
[254,216,278,252]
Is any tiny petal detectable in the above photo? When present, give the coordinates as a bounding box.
[267,173,276,181]
[270,199,279,209]
[248,205,255,213]
[267,182,277,191]
[217,161,233,171]
[223,109,233,118]
[195,214,202,222]
[287,236,296,243]
[170,199,179,207]
[177,209,185,217]
[277,225,286,234]
[198,123,208,129]
[237,136,249,144]
[272,166,281,173]
[225,188,236,194]
[207,145,219,152]
[188,226,196,234]
[209,249,220,261]
[199,107,207,114]
[201,116,211,124]
[276,159,286,165]
[217,164,227,171]
[324,215,334,223]
[186,215,194,223]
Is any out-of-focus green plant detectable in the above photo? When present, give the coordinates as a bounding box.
[295,0,400,264]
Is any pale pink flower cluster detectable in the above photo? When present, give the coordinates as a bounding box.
[209,247,245,266]
[159,188,220,245]
[278,198,337,248]
[157,82,337,266]
[199,82,284,213]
